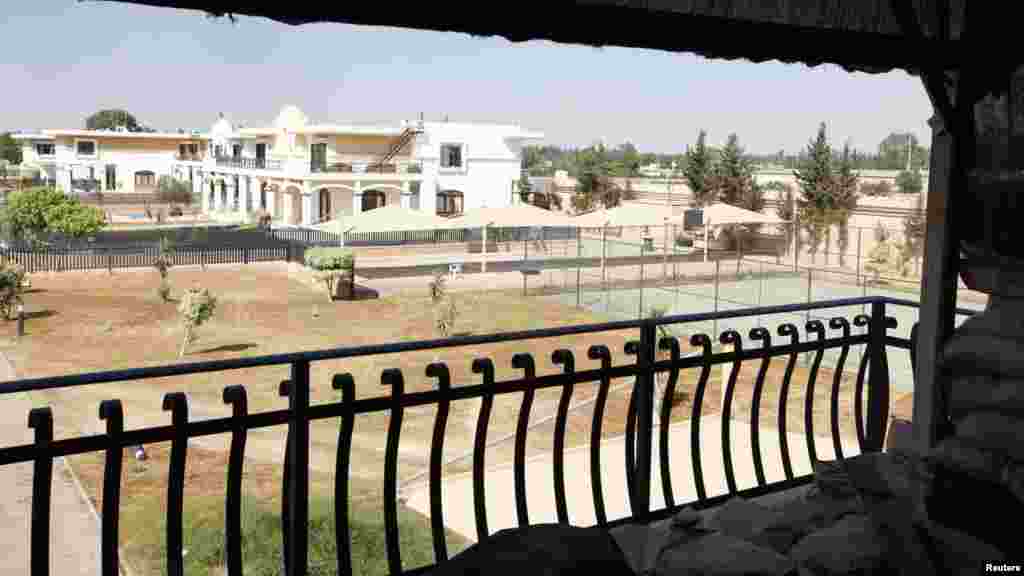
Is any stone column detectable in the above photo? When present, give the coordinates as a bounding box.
[353,182,362,214]
[302,182,314,226]
[60,167,72,195]
[236,177,246,216]
[282,188,293,225]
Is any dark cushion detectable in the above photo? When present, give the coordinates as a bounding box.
[430,524,634,576]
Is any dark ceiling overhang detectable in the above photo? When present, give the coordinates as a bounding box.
[92,0,972,76]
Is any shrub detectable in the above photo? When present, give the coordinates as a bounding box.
[157,176,193,206]
[895,170,923,194]
[304,247,355,300]
[0,259,27,320]
[1,186,106,244]
[860,181,892,197]
[178,287,217,357]
[675,234,694,248]
[428,270,458,338]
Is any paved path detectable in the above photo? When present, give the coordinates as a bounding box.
[403,414,861,543]
[0,350,100,576]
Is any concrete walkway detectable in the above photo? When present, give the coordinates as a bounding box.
[403,414,861,543]
[0,351,100,576]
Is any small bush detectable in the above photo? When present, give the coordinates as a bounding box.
[304,247,354,271]
[860,181,892,197]
[0,259,27,320]
[178,287,217,357]
[157,176,193,206]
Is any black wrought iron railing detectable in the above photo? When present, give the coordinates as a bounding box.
[0,296,975,576]
[215,156,282,171]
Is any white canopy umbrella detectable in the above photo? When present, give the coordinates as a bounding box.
[448,205,577,272]
[312,205,457,246]
[685,202,787,262]
[574,203,679,284]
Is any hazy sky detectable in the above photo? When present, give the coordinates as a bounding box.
[1,1,934,155]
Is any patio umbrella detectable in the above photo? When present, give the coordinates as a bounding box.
[449,205,577,272]
[683,202,786,262]
[573,203,679,286]
[312,205,456,245]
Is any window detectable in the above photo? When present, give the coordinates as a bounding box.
[232,144,242,159]
[256,143,267,160]
[436,190,464,216]
[361,190,387,212]
[440,144,463,169]
[76,140,97,157]
[310,143,327,172]
[135,171,156,187]
[35,143,55,156]
[105,165,116,191]
[215,145,224,158]
[189,143,198,156]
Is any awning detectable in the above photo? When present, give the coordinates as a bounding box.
[573,203,676,228]
[692,202,785,227]
[312,205,457,234]
[449,204,577,228]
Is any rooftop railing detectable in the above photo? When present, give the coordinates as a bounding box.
[214,156,283,171]
[0,296,975,576]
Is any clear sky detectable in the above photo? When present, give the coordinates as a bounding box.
[1,1,933,155]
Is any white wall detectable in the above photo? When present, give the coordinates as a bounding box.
[415,122,538,211]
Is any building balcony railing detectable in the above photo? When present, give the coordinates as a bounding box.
[214,155,283,171]
[175,153,204,162]
[0,296,972,576]
[311,159,423,176]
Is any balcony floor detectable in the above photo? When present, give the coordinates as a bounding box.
[403,414,862,543]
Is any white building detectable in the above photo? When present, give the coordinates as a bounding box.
[15,105,544,226]
[13,128,206,196]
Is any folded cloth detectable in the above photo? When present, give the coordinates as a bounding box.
[611,516,710,575]
[432,524,634,576]
[789,514,888,576]
[703,497,802,554]
[942,331,1024,378]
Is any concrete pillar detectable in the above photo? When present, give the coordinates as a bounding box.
[401,181,410,209]
[213,176,223,211]
[353,182,362,215]
[60,167,72,195]
[201,174,210,214]
[282,188,293,225]
[302,182,314,226]
[266,184,277,219]
[236,177,246,215]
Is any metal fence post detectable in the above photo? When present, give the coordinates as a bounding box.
[285,361,311,576]
[638,243,645,319]
[856,227,863,285]
[634,320,656,519]
[713,258,720,339]
[107,247,112,275]
[867,301,891,453]
[576,227,582,308]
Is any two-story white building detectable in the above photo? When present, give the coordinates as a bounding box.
[13,129,208,196]
[13,105,544,227]
[192,105,544,226]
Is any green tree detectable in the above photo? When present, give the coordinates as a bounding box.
[85,109,141,132]
[1,187,106,244]
[832,144,860,267]
[0,133,22,165]
[684,130,718,207]
[878,132,928,171]
[716,134,754,207]
[794,123,835,265]
[895,170,923,194]
[575,145,622,210]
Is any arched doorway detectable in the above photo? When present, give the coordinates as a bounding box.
[361,190,387,212]
[284,186,303,225]
[436,190,464,217]
[319,188,332,222]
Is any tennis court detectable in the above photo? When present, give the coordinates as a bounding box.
[543,259,985,393]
